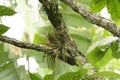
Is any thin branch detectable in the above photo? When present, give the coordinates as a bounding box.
[61,0,120,37]
[0,36,52,53]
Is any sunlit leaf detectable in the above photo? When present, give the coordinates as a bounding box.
[34,26,53,44]
[33,33,48,44]
[29,72,42,80]
[111,40,120,59]
[90,0,107,12]
[98,36,118,46]
[88,71,120,79]
[0,24,9,35]
[58,72,76,80]
[107,0,120,25]
[87,47,112,69]
[43,74,54,80]
[0,5,16,16]
[87,37,117,69]
[58,68,88,80]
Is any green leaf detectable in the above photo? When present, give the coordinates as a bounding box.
[69,27,91,54]
[0,61,19,80]
[34,26,53,44]
[43,74,54,80]
[69,27,90,40]
[107,0,120,25]
[88,71,120,79]
[33,33,48,44]
[87,47,113,69]
[58,68,88,80]
[0,24,9,35]
[0,5,16,16]
[86,36,118,69]
[111,40,120,59]
[90,0,107,12]
[63,13,92,27]
[59,1,68,13]
[29,73,42,80]
[58,72,76,80]
[98,36,118,46]
[0,43,9,65]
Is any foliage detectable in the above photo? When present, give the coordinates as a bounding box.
[0,0,120,80]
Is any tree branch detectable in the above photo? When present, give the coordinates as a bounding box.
[61,0,120,37]
[0,36,52,53]
[39,0,87,65]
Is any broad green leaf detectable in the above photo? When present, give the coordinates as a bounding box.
[43,74,54,80]
[72,68,88,80]
[0,5,16,16]
[111,40,120,59]
[0,61,19,80]
[63,13,93,28]
[71,33,91,54]
[0,43,9,65]
[58,68,88,80]
[87,46,113,69]
[87,36,118,69]
[98,36,118,46]
[88,71,120,79]
[69,27,91,54]
[69,27,91,40]
[87,36,118,53]
[0,24,9,35]
[29,73,42,80]
[107,0,120,25]
[58,72,76,80]
[90,0,107,12]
